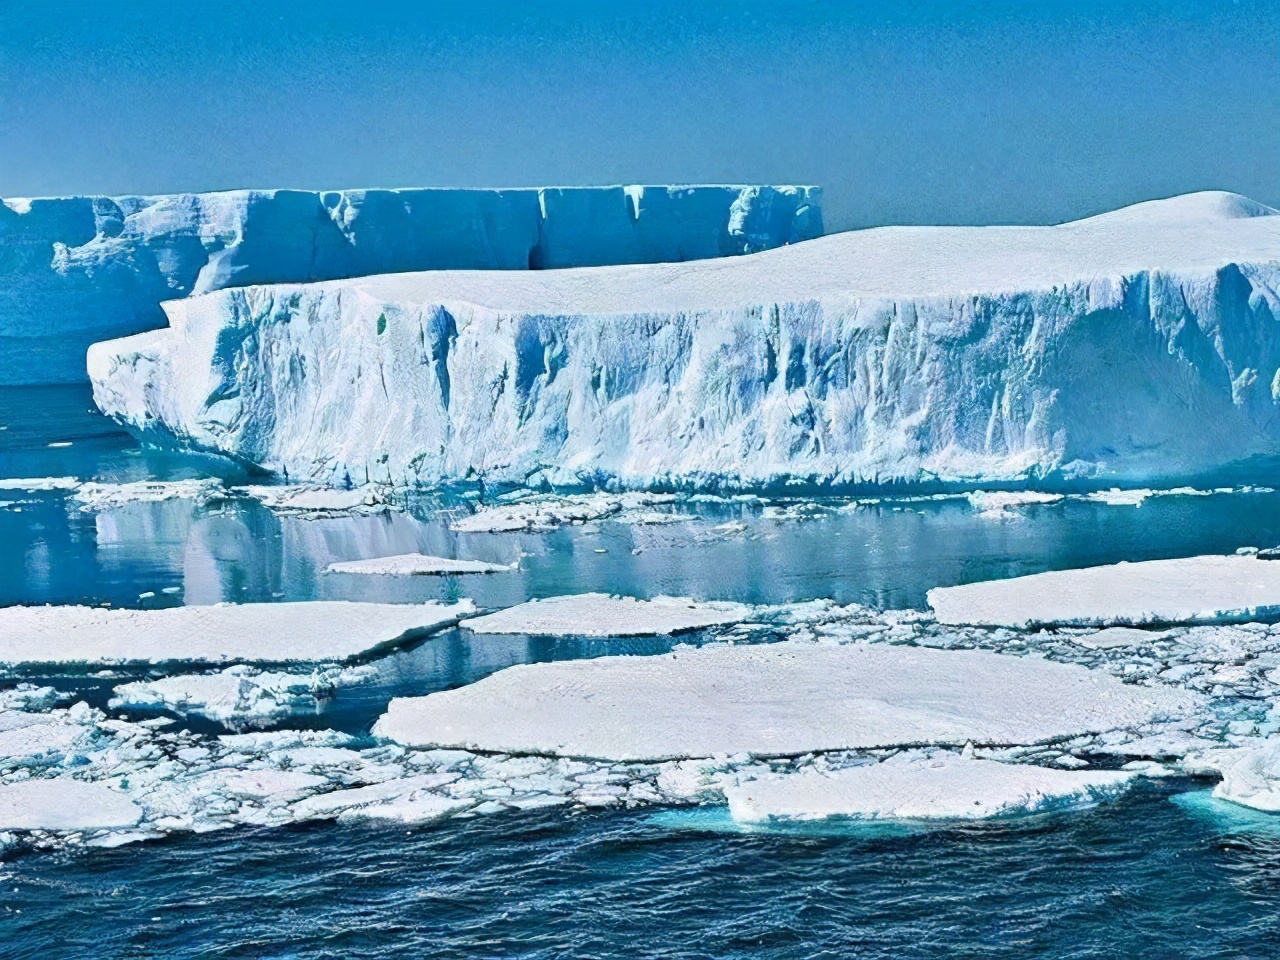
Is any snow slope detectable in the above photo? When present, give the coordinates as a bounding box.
[89,191,1280,491]
[1,185,820,384]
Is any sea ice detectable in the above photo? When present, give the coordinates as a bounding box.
[326,553,514,576]
[0,600,473,666]
[373,642,1197,761]
[0,779,142,831]
[233,484,396,516]
[929,555,1280,627]
[725,751,1134,822]
[0,477,80,491]
[965,491,1064,518]
[460,594,751,637]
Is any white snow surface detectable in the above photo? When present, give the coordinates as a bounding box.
[461,594,751,636]
[929,555,1280,627]
[4,185,818,385]
[725,751,1134,822]
[327,553,514,576]
[88,191,1280,490]
[0,600,472,665]
[0,779,142,831]
[373,642,1197,761]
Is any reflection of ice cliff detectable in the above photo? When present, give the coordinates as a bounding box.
[91,192,1280,491]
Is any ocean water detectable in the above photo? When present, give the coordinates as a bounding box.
[5,385,1280,958]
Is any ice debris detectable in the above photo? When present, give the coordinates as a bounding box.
[461,593,752,637]
[326,553,514,576]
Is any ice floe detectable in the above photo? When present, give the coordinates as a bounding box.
[0,779,142,831]
[965,491,1064,518]
[326,553,514,576]
[1200,739,1280,813]
[449,493,676,533]
[460,593,751,637]
[233,484,397,517]
[373,642,1197,761]
[725,751,1134,822]
[70,479,225,511]
[0,600,473,666]
[0,477,80,491]
[928,555,1280,627]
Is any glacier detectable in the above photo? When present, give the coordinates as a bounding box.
[88,191,1280,492]
[1,185,820,385]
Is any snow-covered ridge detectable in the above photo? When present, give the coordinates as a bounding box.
[0,184,821,385]
[89,192,1280,491]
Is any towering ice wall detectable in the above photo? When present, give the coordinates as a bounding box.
[0,185,821,385]
[89,192,1280,492]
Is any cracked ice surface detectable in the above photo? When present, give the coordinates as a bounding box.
[725,750,1134,822]
[461,594,753,637]
[928,555,1280,627]
[0,601,473,666]
[373,642,1198,761]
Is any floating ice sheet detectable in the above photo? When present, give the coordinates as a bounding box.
[70,479,224,511]
[0,779,142,830]
[233,484,397,517]
[1204,738,1280,813]
[374,642,1198,761]
[326,553,514,576]
[0,601,473,666]
[725,751,1134,822]
[928,555,1280,627]
[461,594,751,637]
[0,477,80,491]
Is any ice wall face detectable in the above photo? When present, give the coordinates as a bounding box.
[0,185,821,385]
[88,192,1280,492]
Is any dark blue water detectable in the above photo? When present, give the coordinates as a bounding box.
[3,784,1280,959]
[6,385,1280,958]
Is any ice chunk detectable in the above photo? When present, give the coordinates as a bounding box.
[461,594,751,637]
[374,642,1197,762]
[725,752,1134,822]
[1207,738,1280,813]
[88,192,1280,490]
[450,494,626,533]
[1073,627,1169,649]
[928,555,1280,627]
[0,779,142,831]
[70,479,224,510]
[0,600,473,666]
[110,665,362,728]
[326,553,513,576]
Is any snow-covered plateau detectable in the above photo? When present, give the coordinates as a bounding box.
[89,191,1280,491]
[1,185,820,384]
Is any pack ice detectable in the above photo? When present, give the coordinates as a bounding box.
[88,191,1280,490]
[2,185,819,385]
[372,642,1197,762]
[0,600,472,666]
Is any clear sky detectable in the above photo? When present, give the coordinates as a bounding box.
[1,0,1276,231]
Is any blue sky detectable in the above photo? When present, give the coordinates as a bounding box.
[1,0,1276,231]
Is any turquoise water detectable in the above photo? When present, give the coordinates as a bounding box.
[5,385,1280,957]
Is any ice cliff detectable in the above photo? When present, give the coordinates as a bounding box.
[88,191,1280,491]
[0,185,821,384]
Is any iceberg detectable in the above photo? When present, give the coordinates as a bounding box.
[928,555,1280,627]
[88,191,1280,491]
[1,185,820,385]
[372,642,1197,762]
[460,593,751,636]
[725,752,1134,822]
[0,600,473,666]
